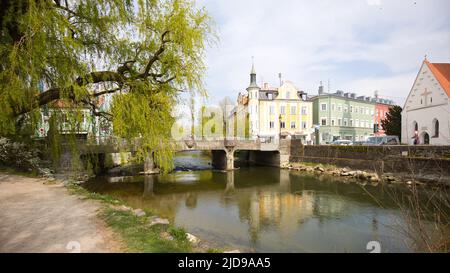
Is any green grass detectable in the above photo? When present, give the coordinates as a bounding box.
[67,182,192,253]
[102,208,192,253]
[67,183,123,205]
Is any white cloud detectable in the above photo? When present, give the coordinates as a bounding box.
[195,0,450,106]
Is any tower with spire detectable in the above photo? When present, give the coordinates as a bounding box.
[247,57,260,137]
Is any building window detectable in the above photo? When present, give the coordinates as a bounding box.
[321,103,327,111]
[344,118,348,126]
[355,107,359,114]
[370,109,374,116]
[331,104,335,111]
[280,106,286,115]
[338,104,342,112]
[338,118,342,126]
[349,119,353,127]
[291,122,296,129]
[302,122,307,129]
[321,118,327,126]
[301,106,307,115]
[344,106,348,113]
[280,122,286,129]
[331,119,335,126]
[350,106,353,113]
[433,119,439,138]
[269,121,275,129]
[269,105,274,115]
[355,119,359,127]
[290,106,296,115]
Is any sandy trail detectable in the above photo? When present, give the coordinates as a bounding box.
[0,173,123,253]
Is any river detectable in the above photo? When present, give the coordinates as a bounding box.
[82,151,440,253]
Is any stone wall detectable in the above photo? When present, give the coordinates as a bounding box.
[289,141,450,175]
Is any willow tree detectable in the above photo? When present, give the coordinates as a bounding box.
[0,0,214,171]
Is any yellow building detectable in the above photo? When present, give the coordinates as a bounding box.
[239,63,313,143]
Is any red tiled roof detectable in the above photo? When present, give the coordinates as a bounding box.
[425,60,450,97]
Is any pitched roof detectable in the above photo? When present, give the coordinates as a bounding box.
[425,60,450,97]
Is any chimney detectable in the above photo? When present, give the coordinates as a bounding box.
[318,81,324,95]
[263,82,269,89]
[374,90,379,99]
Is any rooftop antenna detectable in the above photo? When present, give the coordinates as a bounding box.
[327,79,330,93]
[278,73,282,86]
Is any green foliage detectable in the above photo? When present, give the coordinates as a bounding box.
[0,0,215,171]
[103,208,192,253]
[168,226,188,241]
[381,105,402,139]
[0,137,41,172]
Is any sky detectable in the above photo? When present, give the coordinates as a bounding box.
[188,0,450,108]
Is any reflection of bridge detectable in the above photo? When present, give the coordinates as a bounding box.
[68,137,291,172]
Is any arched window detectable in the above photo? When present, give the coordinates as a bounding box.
[412,121,418,136]
[433,119,439,138]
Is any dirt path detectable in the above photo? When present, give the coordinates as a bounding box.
[0,173,123,253]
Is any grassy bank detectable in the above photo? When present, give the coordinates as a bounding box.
[67,183,206,253]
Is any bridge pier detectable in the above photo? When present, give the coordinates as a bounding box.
[211,149,235,171]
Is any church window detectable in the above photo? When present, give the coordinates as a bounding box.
[433,119,439,138]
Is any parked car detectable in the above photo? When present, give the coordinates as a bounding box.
[365,136,400,145]
[331,140,353,146]
[352,141,366,146]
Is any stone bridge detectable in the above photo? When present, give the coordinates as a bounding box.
[68,138,290,172]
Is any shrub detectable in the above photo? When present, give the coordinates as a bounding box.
[0,137,41,172]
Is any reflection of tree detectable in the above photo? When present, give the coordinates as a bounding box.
[143,175,155,198]
[185,193,198,209]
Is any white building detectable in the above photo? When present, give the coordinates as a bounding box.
[401,58,450,145]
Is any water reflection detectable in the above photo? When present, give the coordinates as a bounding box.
[83,152,430,252]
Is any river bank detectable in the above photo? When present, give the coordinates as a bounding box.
[0,170,242,253]
[282,162,450,187]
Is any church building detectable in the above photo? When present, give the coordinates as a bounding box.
[401,58,450,145]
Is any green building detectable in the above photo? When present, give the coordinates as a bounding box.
[311,87,376,144]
